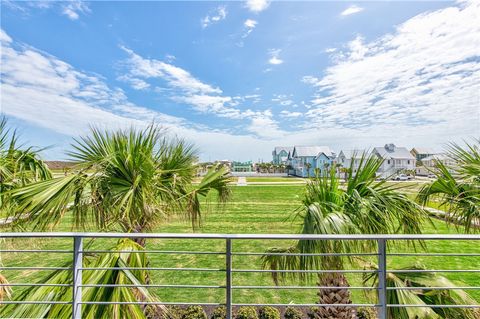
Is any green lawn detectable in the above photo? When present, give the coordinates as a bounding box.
[245,177,305,183]
[1,185,479,305]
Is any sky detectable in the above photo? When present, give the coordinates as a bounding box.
[1,0,479,162]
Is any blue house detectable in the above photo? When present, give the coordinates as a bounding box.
[315,152,335,176]
[291,146,335,177]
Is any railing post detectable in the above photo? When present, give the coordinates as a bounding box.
[73,236,83,319]
[225,238,232,319]
[377,238,387,319]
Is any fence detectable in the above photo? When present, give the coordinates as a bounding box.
[1,233,480,319]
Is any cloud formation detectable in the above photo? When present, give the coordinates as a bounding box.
[268,49,284,65]
[201,6,227,28]
[303,1,480,141]
[340,5,364,17]
[245,0,270,13]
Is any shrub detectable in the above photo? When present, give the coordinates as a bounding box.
[259,306,280,319]
[284,307,303,319]
[182,306,207,319]
[162,306,184,319]
[235,306,259,319]
[356,307,377,319]
[211,306,227,319]
[306,307,318,319]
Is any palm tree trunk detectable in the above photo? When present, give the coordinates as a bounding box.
[315,272,356,319]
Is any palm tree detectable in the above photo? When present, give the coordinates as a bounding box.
[0,117,51,307]
[1,125,231,318]
[262,153,429,319]
[418,140,480,233]
[0,117,52,211]
[305,162,312,178]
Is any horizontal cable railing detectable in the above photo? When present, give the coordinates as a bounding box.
[0,233,479,319]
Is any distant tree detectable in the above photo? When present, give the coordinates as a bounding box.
[305,162,312,178]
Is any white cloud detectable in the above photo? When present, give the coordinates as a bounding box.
[245,0,270,13]
[117,75,150,90]
[302,1,480,142]
[268,49,284,65]
[201,6,227,28]
[0,29,286,161]
[119,47,265,120]
[340,5,364,17]
[120,46,221,94]
[247,110,284,139]
[62,1,90,20]
[239,19,258,42]
[280,110,302,118]
[0,29,12,43]
[244,19,257,29]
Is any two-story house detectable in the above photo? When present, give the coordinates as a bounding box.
[272,147,294,165]
[416,153,456,176]
[410,147,437,162]
[372,143,416,178]
[337,150,366,175]
[291,146,334,177]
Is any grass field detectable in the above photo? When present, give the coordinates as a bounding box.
[245,177,305,183]
[1,185,479,305]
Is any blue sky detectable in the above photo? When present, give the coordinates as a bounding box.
[1,0,479,161]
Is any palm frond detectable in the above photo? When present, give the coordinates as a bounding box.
[1,239,161,319]
[363,262,480,319]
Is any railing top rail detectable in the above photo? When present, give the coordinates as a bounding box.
[1,232,480,240]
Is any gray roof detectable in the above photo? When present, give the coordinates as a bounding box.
[274,146,294,154]
[339,150,365,160]
[293,145,334,158]
[374,144,415,160]
[423,154,448,161]
[412,147,436,155]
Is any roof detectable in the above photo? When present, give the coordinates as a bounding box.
[293,146,334,158]
[274,146,294,154]
[339,150,365,160]
[412,147,436,155]
[423,154,449,161]
[374,144,415,159]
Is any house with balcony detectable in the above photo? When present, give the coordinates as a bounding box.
[291,145,335,177]
[415,153,456,176]
[372,143,415,178]
[272,146,293,165]
[337,150,366,176]
[410,147,437,162]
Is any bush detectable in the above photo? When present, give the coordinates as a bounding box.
[163,306,184,319]
[235,306,259,319]
[259,306,280,319]
[182,306,207,319]
[211,306,227,319]
[356,307,377,319]
[283,307,303,319]
[306,307,318,319]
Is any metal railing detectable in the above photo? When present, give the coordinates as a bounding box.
[1,233,480,319]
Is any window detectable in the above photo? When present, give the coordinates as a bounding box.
[407,160,410,164]
[387,160,390,164]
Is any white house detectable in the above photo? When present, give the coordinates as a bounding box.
[337,150,365,175]
[372,144,416,178]
[416,153,456,176]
